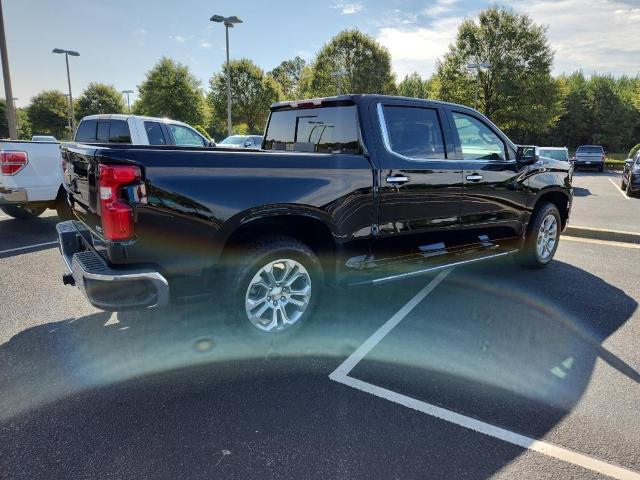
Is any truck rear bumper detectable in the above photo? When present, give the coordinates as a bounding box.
[56,221,170,310]
[0,187,28,204]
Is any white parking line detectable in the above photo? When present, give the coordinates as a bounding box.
[608,178,630,200]
[0,241,58,255]
[329,269,640,480]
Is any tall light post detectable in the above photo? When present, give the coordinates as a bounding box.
[210,14,242,137]
[62,94,72,132]
[52,48,79,133]
[122,89,134,113]
[466,62,491,111]
[0,0,17,139]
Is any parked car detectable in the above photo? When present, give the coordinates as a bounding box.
[539,147,569,162]
[621,150,640,197]
[0,115,214,221]
[56,95,572,334]
[75,114,215,147]
[573,145,605,172]
[0,139,70,219]
[219,135,263,149]
[31,135,57,142]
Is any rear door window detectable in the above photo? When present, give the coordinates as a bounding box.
[264,105,362,154]
[109,120,131,143]
[97,121,109,142]
[75,119,97,142]
[145,121,167,145]
[381,105,446,160]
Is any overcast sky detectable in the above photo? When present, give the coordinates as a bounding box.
[5,0,640,107]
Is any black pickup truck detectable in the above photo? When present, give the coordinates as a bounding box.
[57,94,572,334]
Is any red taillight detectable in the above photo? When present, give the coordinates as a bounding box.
[98,164,141,241]
[601,154,606,161]
[0,151,28,175]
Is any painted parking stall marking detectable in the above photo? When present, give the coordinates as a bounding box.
[0,241,58,256]
[329,269,640,480]
[608,178,630,200]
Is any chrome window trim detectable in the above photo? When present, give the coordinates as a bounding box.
[376,103,448,163]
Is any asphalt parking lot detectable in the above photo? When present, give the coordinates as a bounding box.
[1,171,640,480]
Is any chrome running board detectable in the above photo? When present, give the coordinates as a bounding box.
[349,250,518,286]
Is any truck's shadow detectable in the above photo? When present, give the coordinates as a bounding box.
[0,213,59,258]
[0,259,637,479]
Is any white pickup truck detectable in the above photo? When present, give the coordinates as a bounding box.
[0,115,214,220]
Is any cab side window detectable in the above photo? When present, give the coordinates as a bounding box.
[75,119,97,142]
[452,112,506,161]
[145,121,167,145]
[382,105,446,160]
[167,124,205,146]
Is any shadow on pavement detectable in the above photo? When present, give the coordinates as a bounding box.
[0,258,637,479]
[0,214,59,258]
[572,186,592,197]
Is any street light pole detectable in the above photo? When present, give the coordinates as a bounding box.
[122,90,134,113]
[210,14,242,137]
[53,48,80,134]
[0,0,17,139]
[466,62,491,111]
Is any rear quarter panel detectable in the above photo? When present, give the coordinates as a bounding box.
[101,148,375,277]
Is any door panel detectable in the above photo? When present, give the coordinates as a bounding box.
[447,109,530,242]
[371,101,463,263]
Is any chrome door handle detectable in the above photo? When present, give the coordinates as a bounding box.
[386,175,410,184]
[466,174,483,182]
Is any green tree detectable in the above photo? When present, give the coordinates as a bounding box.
[27,90,70,139]
[587,75,632,152]
[208,58,280,134]
[269,56,306,100]
[16,108,32,139]
[433,7,562,143]
[548,72,591,148]
[75,82,126,120]
[303,29,396,97]
[397,72,427,98]
[135,57,206,125]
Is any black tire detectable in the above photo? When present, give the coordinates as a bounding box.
[0,204,46,220]
[621,178,627,190]
[598,164,604,172]
[516,202,561,269]
[224,235,323,337]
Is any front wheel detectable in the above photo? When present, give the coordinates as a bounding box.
[0,204,46,220]
[516,202,561,269]
[225,235,322,335]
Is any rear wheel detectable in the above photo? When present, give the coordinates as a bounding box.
[225,235,322,336]
[598,164,604,172]
[0,204,46,220]
[516,202,561,269]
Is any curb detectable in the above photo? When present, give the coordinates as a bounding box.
[563,226,640,244]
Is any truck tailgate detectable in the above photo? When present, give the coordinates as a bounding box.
[62,144,102,236]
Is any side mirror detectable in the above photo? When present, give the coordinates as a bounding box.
[244,140,253,148]
[625,159,634,166]
[208,140,216,147]
[516,145,540,164]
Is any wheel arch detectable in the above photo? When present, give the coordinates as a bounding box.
[533,188,571,229]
